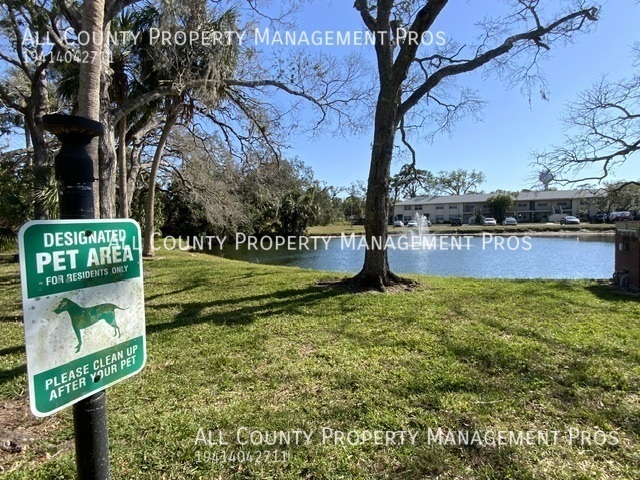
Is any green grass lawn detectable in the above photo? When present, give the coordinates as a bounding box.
[307,224,366,236]
[1,250,639,479]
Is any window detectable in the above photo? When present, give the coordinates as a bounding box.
[436,206,444,210]
[517,203,528,208]
[537,203,548,207]
[403,205,412,211]
[436,215,444,222]
[449,205,457,209]
[415,205,422,210]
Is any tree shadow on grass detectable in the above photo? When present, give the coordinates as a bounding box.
[146,285,349,335]
[0,345,24,357]
[0,364,26,388]
[435,322,640,434]
[478,316,640,366]
[586,283,640,303]
[0,279,348,388]
[144,268,291,304]
[0,272,20,287]
[144,282,212,302]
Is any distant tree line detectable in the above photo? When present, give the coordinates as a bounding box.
[0,128,367,240]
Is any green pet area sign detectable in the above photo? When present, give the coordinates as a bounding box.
[18,219,146,417]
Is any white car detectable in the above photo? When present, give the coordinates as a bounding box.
[502,217,517,226]
[482,217,497,226]
[393,220,404,227]
[609,211,632,222]
[560,215,580,225]
[407,220,418,227]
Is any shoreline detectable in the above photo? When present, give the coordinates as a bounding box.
[310,229,616,238]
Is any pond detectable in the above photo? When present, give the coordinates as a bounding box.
[211,233,615,279]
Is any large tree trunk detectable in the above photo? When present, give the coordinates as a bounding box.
[142,106,179,256]
[349,86,413,290]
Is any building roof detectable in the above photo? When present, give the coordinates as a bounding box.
[396,189,605,206]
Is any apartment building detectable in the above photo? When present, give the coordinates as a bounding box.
[393,189,604,224]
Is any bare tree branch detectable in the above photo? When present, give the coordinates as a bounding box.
[392,0,448,89]
[534,72,640,184]
[398,6,598,119]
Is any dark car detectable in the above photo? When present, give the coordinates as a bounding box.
[450,217,463,226]
[592,213,608,223]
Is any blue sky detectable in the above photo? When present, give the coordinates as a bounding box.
[284,0,640,193]
[4,1,636,194]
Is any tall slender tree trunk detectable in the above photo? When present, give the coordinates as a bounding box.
[26,115,50,219]
[125,143,143,216]
[117,118,128,217]
[99,121,117,218]
[29,65,50,219]
[124,120,159,217]
[142,106,179,256]
[77,0,105,218]
[99,68,117,219]
[98,20,117,219]
[30,123,49,219]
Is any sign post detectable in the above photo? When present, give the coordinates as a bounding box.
[18,114,145,479]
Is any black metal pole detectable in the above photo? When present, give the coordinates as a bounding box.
[43,114,111,480]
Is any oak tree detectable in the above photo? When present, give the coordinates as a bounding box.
[352,0,598,289]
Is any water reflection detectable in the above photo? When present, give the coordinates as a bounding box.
[211,234,614,279]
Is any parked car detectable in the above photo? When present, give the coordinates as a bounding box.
[502,217,517,226]
[407,220,418,227]
[592,212,608,223]
[450,217,463,226]
[393,220,404,227]
[482,217,497,226]
[609,211,633,222]
[560,215,580,225]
